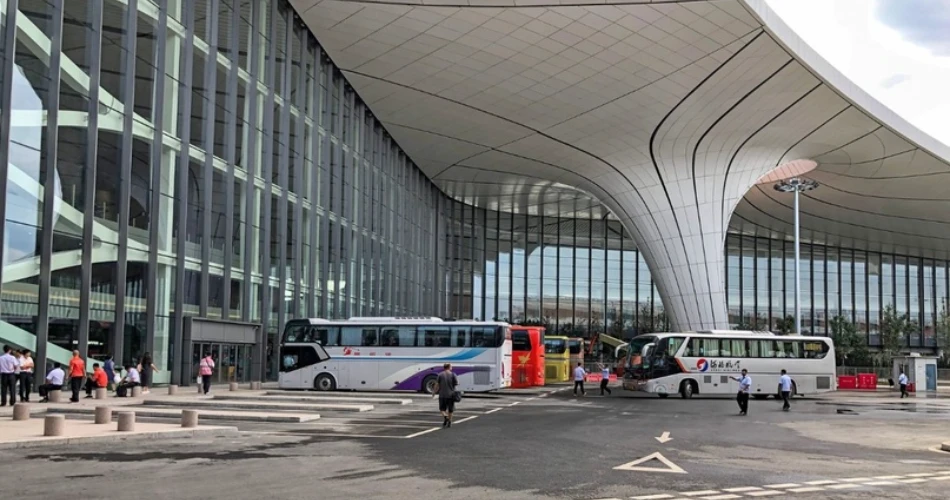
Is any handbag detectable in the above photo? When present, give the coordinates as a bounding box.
[452,390,462,403]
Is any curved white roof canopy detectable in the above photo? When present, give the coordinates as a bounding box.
[291,0,950,329]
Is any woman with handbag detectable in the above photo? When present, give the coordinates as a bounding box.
[198,352,215,395]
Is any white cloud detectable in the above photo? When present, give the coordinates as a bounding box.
[766,0,950,148]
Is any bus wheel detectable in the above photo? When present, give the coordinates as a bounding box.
[314,374,336,391]
[657,393,669,398]
[679,380,695,399]
[423,375,439,395]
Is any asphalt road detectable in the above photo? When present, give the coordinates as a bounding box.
[2,388,950,500]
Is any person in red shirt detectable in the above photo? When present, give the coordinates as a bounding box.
[84,363,109,399]
[68,350,85,403]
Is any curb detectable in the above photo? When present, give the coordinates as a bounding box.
[46,407,320,423]
[0,426,239,450]
[942,442,950,453]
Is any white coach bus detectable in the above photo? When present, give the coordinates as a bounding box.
[621,331,835,399]
[278,317,512,393]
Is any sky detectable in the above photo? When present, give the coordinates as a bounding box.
[765,0,950,148]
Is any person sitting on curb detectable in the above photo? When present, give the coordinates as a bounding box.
[38,363,66,403]
[116,364,141,397]
[84,363,109,398]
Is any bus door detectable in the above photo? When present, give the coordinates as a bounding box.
[279,343,330,388]
[510,328,533,388]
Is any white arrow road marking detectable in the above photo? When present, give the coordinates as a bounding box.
[655,431,672,443]
[613,452,686,474]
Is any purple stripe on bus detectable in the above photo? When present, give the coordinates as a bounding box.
[391,366,476,391]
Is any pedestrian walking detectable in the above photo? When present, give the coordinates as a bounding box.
[433,363,459,428]
[599,363,612,396]
[898,369,909,398]
[38,363,66,402]
[18,349,34,402]
[68,350,86,403]
[573,362,587,397]
[730,368,752,416]
[0,345,20,407]
[139,352,158,394]
[198,351,215,395]
[103,353,115,391]
[779,369,792,411]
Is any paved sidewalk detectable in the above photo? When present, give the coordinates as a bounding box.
[0,418,237,450]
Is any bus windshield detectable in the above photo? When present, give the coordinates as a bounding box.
[568,339,582,354]
[625,336,657,369]
[544,339,567,354]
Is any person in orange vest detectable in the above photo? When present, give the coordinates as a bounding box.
[84,363,109,398]
[68,350,86,403]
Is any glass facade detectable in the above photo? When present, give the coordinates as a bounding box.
[725,234,941,348]
[0,1,941,383]
[0,0,444,380]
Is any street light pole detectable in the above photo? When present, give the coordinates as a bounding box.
[774,178,819,335]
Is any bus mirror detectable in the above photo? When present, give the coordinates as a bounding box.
[641,343,655,358]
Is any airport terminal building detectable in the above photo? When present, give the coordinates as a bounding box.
[2,0,949,380]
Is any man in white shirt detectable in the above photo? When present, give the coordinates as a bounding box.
[117,364,141,397]
[39,363,66,403]
[0,345,20,407]
[573,362,587,397]
[730,369,752,416]
[898,370,909,398]
[779,369,792,411]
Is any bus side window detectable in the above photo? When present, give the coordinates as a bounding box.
[749,340,761,358]
[761,340,777,358]
[320,327,341,346]
[421,328,450,347]
[704,338,720,357]
[451,327,469,347]
[731,340,747,357]
[380,328,399,346]
[283,324,306,343]
[340,327,362,346]
[361,328,378,347]
[470,327,497,347]
[784,342,801,358]
[299,328,314,344]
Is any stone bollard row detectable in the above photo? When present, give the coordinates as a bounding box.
[250,381,262,390]
[94,406,112,425]
[181,409,199,428]
[12,403,30,421]
[95,387,107,400]
[167,384,178,395]
[44,415,65,437]
[48,390,64,403]
[131,385,143,397]
[229,382,238,392]
[117,412,135,432]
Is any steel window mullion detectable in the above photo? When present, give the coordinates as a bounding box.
[36,0,66,372]
[144,0,166,362]
[260,0,279,349]
[292,26,307,319]
[222,0,241,319]
[0,0,20,290]
[199,0,220,317]
[276,6,292,335]
[318,56,331,317]
[554,213,559,326]
[587,214,593,331]
[241,0,262,323]
[78,0,104,364]
[306,43,319,317]
[619,226,624,329]
[173,0,195,384]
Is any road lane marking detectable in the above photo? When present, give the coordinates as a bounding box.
[825,484,860,490]
[763,483,799,488]
[485,408,502,414]
[404,427,441,438]
[839,477,873,482]
[679,490,720,496]
[508,402,520,407]
[700,495,740,500]
[907,472,939,477]
[744,491,782,497]
[863,481,897,486]
[453,415,478,424]
[722,487,762,492]
[873,475,903,480]
[899,478,928,484]
[804,480,837,485]
[614,452,686,474]
[787,487,825,493]
[655,431,673,443]
[629,495,674,500]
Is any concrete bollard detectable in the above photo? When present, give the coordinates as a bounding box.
[48,390,64,403]
[117,412,135,432]
[181,409,199,428]
[250,381,262,390]
[131,386,143,397]
[167,384,178,395]
[12,403,30,421]
[94,406,112,425]
[95,388,107,400]
[229,382,238,392]
[44,415,66,437]
[197,383,203,394]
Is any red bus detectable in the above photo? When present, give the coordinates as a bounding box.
[510,326,545,387]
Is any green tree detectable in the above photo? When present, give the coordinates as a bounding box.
[774,315,795,335]
[829,315,868,368]
[880,304,910,365]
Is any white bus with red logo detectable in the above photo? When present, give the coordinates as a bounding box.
[278,317,512,394]
[622,331,835,399]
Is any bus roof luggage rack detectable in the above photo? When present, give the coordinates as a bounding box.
[346,316,444,322]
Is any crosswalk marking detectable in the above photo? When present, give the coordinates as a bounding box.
[722,487,761,493]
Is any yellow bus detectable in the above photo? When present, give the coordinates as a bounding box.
[544,336,570,383]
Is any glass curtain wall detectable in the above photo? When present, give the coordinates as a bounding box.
[725,234,943,349]
[0,0,444,380]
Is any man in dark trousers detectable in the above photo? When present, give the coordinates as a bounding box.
[779,369,792,411]
[433,363,459,428]
[730,369,752,416]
